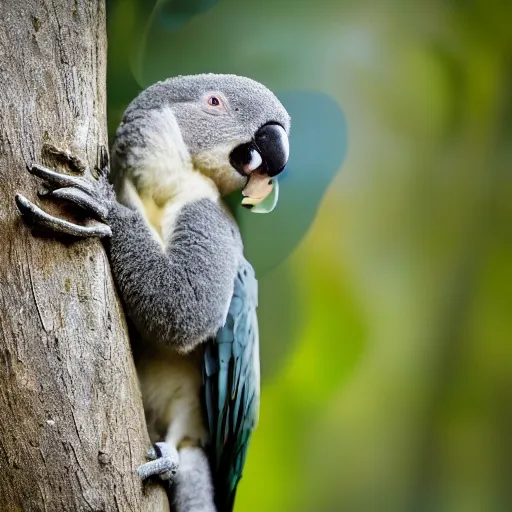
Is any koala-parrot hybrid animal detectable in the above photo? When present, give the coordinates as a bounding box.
[15,74,290,512]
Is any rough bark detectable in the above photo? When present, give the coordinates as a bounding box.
[0,1,168,510]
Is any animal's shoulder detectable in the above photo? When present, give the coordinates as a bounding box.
[172,199,243,252]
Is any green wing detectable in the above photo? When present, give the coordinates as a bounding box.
[203,259,260,512]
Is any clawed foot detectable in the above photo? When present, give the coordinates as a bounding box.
[15,162,113,238]
[137,442,179,484]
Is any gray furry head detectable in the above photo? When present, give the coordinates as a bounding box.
[112,74,290,195]
[125,74,290,151]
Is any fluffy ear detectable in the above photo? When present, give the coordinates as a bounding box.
[110,105,193,199]
[172,447,216,512]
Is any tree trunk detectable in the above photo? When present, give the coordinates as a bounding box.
[0,1,168,510]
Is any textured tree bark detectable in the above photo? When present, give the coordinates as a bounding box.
[0,1,168,510]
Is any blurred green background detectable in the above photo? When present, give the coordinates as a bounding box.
[107,1,512,511]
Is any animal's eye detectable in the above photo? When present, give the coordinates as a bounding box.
[207,95,221,107]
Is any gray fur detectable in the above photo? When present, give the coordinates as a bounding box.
[172,447,216,512]
[136,442,179,481]
[111,74,290,190]
[107,198,242,353]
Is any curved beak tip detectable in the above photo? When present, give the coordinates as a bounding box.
[231,123,288,214]
[241,177,279,214]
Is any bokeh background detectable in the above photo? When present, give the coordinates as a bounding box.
[107,1,512,511]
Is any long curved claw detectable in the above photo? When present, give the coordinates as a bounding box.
[46,187,109,222]
[15,194,112,238]
[137,442,179,483]
[28,163,94,194]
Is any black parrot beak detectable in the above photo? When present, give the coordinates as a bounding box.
[229,123,289,211]
[252,123,289,177]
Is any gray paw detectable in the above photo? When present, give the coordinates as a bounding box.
[15,162,113,238]
[137,442,179,483]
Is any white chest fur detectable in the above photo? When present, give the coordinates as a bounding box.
[116,106,221,245]
[137,345,209,448]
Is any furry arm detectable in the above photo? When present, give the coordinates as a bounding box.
[107,198,241,353]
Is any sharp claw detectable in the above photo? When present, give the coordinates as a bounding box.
[29,163,93,194]
[50,187,109,222]
[15,194,112,238]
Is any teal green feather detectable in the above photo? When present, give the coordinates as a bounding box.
[203,259,260,512]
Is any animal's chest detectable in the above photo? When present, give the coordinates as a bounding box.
[140,194,166,237]
[136,171,221,243]
[135,342,206,441]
